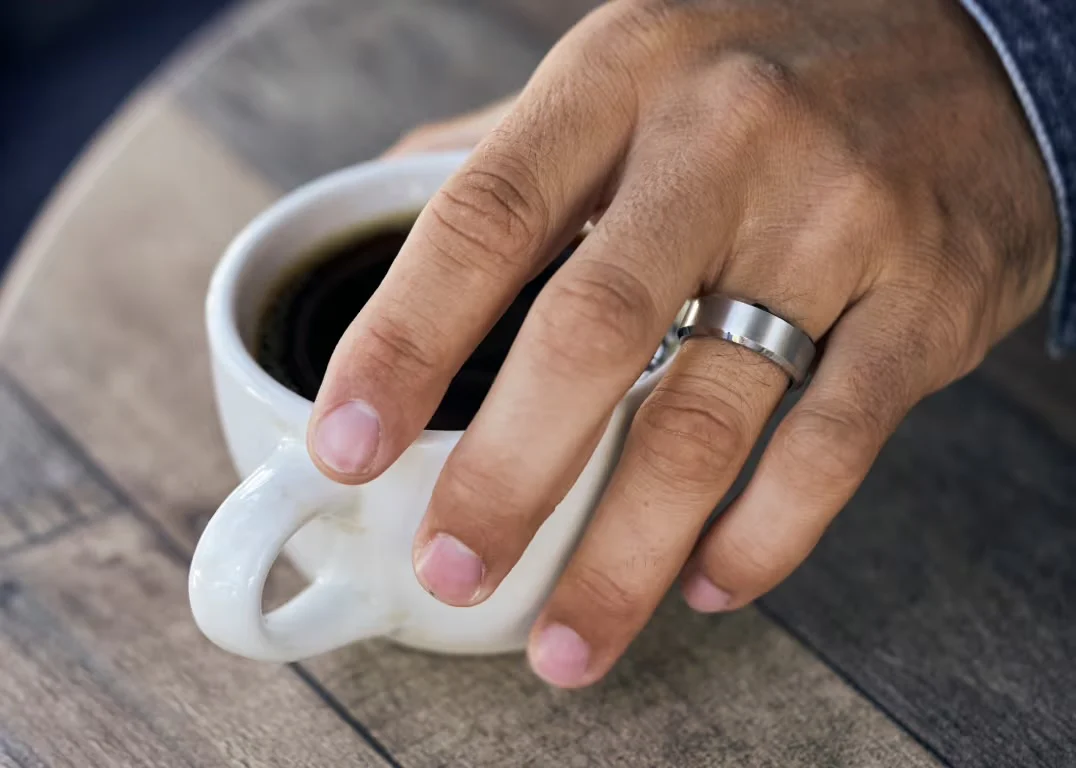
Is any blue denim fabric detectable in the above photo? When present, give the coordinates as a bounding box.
[959,0,1076,356]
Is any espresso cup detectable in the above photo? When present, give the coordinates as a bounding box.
[189,152,673,662]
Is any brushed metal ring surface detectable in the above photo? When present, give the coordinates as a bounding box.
[677,296,816,387]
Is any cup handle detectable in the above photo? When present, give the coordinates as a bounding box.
[189,439,396,662]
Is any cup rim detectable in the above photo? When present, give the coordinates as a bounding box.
[206,151,671,448]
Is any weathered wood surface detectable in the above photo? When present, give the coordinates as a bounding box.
[763,375,1076,768]
[0,0,1072,765]
[0,374,387,768]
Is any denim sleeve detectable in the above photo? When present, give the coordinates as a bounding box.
[958,0,1076,356]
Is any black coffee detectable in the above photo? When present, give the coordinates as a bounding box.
[255,214,582,430]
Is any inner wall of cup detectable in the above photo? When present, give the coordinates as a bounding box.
[226,162,681,393]
[230,180,433,358]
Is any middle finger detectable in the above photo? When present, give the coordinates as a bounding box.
[412,145,737,605]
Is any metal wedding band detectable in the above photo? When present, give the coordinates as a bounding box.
[677,295,816,387]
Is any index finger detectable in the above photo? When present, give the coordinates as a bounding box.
[307,49,633,482]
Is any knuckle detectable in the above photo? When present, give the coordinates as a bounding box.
[438,458,515,512]
[861,306,948,397]
[580,0,702,75]
[428,162,547,274]
[917,197,993,302]
[635,388,748,486]
[929,297,980,377]
[879,225,984,386]
[434,459,524,545]
[565,562,647,626]
[576,1,718,109]
[779,403,881,484]
[718,52,801,117]
[804,165,902,282]
[363,321,440,381]
[707,530,785,593]
[890,276,978,383]
[933,266,980,330]
[532,262,657,376]
[594,0,672,51]
[890,187,951,276]
[936,256,993,326]
[831,167,901,230]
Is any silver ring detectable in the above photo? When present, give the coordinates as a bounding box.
[677,296,816,387]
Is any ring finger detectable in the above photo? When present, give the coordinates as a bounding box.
[411,149,719,605]
[524,200,874,687]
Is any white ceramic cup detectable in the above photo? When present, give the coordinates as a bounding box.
[189,151,672,663]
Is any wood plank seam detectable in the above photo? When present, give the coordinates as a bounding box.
[0,571,206,768]
[0,370,129,561]
[0,724,51,768]
[0,510,122,561]
[757,368,1076,768]
[0,367,404,768]
[752,600,954,768]
[290,663,404,768]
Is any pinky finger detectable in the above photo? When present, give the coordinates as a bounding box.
[680,291,940,612]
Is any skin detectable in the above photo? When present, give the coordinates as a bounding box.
[306,0,1058,688]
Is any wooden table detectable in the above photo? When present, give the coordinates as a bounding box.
[1,1,1073,765]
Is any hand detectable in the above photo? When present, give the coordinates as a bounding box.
[308,0,1058,688]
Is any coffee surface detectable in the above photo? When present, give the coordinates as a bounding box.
[256,218,580,430]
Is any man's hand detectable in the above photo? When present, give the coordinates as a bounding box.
[307,0,1058,688]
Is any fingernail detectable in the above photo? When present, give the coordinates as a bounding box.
[414,533,485,605]
[313,400,380,475]
[529,623,591,688]
[682,572,732,613]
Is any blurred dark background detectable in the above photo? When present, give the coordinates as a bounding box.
[0,0,232,274]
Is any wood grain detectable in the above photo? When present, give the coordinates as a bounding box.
[761,375,1076,768]
[2,0,1073,764]
[0,374,388,768]
[0,377,121,557]
[305,599,937,768]
[179,0,569,191]
[0,45,937,768]
[0,93,277,554]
